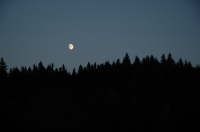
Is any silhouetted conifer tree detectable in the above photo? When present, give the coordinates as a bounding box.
[149,55,154,63]
[116,58,121,69]
[54,68,59,75]
[122,53,131,68]
[112,61,116,67]
[133,56,141,66]
[0,57,8,92]
[20,66,27,86]
[104,61,112,82]
[78,65,83,76]
[87,62,91,71]
[132,56,142,82]
[142,56,150,66]
[177,58,184,68]
[38,61,45,72]
[27,66,32,74]
[62,64,67,74]
[21,66,27,74]
[167,53,175,66]
[122,53,132,87]
[78,65,85,84]
[184,61,193,71]
[0,57,8,79]
[161,54,166,64]
[72,68,77,77]
[32,64,38,75]
[93,62,97,70]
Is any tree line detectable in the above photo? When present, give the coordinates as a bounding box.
[0,53,199,131]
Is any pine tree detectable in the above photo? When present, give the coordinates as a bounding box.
[133,56,141,66]
[150,55,155,64]
[177,58,184,68]
[161,54,166,64]
[33,64,38,75]
[122,53,131,67]
[93,62,97,70]
[133,56,141,75]
[78,65,84,76]
[142,56,150,65]
[167,53,175,66]
[0,57,8,78]
[0,57,8,89]
[122,53,132,84]
[185,61,193,70]
[38,61,45,72]
[0,57,8,88]
[116,58,121,68]
[87,62,91,71]
[72,68,77,76]
[0,57,7,71]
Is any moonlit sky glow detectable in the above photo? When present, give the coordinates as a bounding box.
[0,0,200,73]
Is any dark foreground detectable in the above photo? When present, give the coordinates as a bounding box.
[0,53,199,131]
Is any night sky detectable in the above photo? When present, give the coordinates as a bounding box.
[1,0,200,73]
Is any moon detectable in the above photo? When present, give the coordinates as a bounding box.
[69,44,74,50]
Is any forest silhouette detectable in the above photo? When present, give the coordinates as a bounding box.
[0,53,199,131]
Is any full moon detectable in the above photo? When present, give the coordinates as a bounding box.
[69,44,74,50]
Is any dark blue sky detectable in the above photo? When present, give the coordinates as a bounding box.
[1,0,200,73]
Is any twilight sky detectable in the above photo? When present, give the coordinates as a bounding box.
[0,0,200,73]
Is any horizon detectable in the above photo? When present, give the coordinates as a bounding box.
[1,0,200,73]
[2,52,197,74]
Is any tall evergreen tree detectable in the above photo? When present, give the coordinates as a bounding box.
[0,57,8,90]
[32,64,38,75]
[87,62,91,71]
[21,66,27,74]
[93,62,97,70]
[141,56,150,68]
[184,61,193,70]
[72,68,77,76]
[133,56,141,76]
[27,66,32,74]
[133,56,141,66]
[116,58,121,68]
[78,65,84,76]
[0,57,8,78]
[122,53,131,67]
[150,55,155,63]
[177,58,184,68]
[38,61,45,72]
[167,53,175,66]
[161,54,166,64]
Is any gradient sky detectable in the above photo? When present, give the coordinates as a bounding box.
[1,0,200,73]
